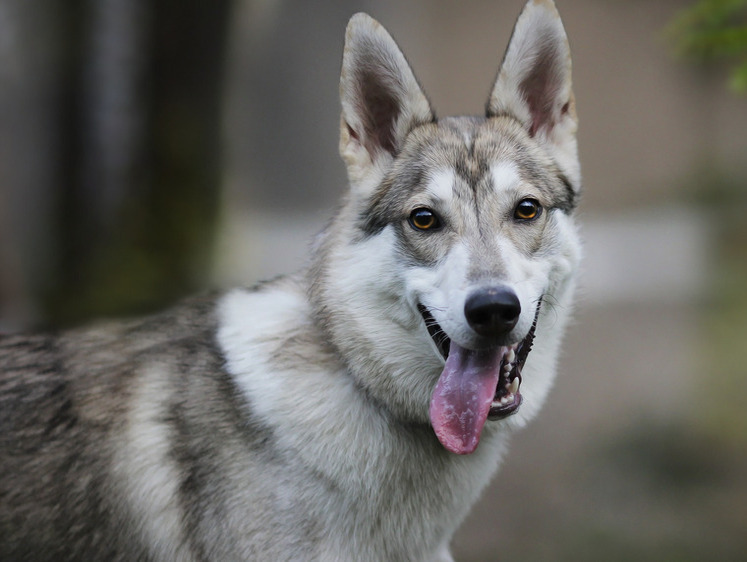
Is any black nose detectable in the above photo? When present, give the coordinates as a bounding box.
[464,287,521,337]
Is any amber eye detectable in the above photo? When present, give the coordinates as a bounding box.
[409,208,441,231]
[514,198,542,221]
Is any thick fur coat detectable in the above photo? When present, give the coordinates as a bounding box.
[0,1,581,560]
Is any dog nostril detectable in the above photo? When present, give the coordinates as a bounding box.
[464,288,521,337]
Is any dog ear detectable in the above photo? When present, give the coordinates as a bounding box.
[339,13,434,185]
[487,0,579,188]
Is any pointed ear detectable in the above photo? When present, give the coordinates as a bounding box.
[487,0,579,186]
[339,13,434,184]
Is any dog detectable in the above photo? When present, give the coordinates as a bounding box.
[0,1,581,560]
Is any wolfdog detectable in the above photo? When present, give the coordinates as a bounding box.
[0,1,581,559]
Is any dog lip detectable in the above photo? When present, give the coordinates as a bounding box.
[488,392,522,419]
[417,304,450,359]
[487,298,542,420]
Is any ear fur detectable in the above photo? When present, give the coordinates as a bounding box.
[339,13,434,186]
[487,0,580,188]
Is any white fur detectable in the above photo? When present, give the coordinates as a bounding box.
[490,161,522,194]
[0,4,582,561]
[216,219,576,558]
[216,2,581,559]
[407,241,475,349]
[425,168,456,203]
[319,226,445,421]
[111,367,193,561]
[218,285,377,464]
[218,283,511,561]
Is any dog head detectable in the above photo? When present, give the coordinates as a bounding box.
[310,0,581,454]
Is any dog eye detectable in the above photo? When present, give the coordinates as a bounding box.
[513,199,542,221]
[409,208,441,231]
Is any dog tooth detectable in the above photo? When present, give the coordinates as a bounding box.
[507,349,516,364]
[509,378,520,394]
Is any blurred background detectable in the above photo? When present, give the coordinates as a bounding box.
[1,0,746,559]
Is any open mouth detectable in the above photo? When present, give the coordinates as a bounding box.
[418,300,541,421]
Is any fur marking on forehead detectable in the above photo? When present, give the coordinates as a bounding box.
[424,169,456,202]
[489,162,521,193]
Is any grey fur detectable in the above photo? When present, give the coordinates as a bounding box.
[1,3,581,560]
[0,292,328,561]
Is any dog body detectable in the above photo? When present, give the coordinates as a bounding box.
[0,1,581,560]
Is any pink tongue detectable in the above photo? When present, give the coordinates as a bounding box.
[429,340,505,455]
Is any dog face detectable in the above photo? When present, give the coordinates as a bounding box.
[311,1,581,454]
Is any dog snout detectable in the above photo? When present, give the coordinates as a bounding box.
[464,287,521,337]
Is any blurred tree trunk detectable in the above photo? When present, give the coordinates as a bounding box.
[44,0,231,327]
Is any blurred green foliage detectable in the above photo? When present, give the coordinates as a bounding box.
[669,1,747,446]
[667,0,747,92]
